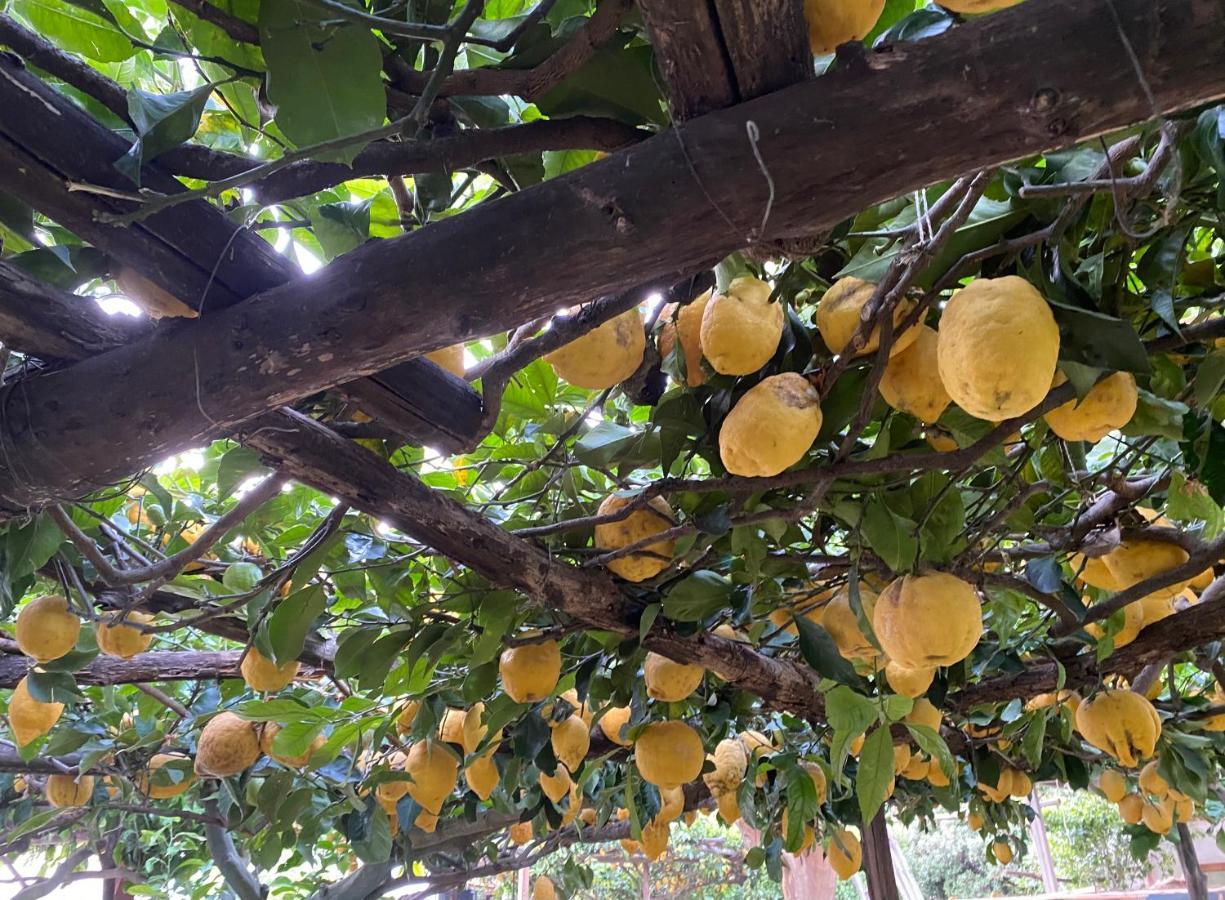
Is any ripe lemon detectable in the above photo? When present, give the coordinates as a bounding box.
[438,707,467,747]
[597,705,633,746]
[539,765,571,803]
[115,267,198,319]
[1142,796,1174,834]
[1102,539,1192,600]
[803,0,885,53]
[658,293,711,387]
[138,753,197,798]
[828,828,862,879]
[644,652,705,702]
[46,773,94,808]
[464,748,500,800]
[95,611,155,659]
[1139,760,1170,798]
[823,584,879,661]
[816,277,920,358]
[884,660,936,698]
[1075,689,1161,767]
[499,640,561,703]
[1085,601,1144,648]
[967,810,985,831]
[802,761,827,804]
[396,699,420,734]
[1045,371,1138,441]
[8,676,64,747]
[715,791,741,824]
[640,817,670,861]
[532,875,557,900]
[1069,553,1123,590]
[699,277,783,375]
[634,721,704,788]
[15,595,80,663]
[594,494,676,582]
[992,841,1013,864]
[703,737,748,795]
[405,741,459,813]
[941,0,1025,12]
[195,712,261,777]
[1118,792,1143,824]
[879,325,951,423]
[240,648,300,693]
[936,276,1059,421]
[425,344,465,378]
[927,757,952,787]
[873,573,982,669]
[657,785,685,823]
[546,308,645,389]
[905,698,942,733]
[718,373,823,477]
[551,715,591,772]
[462,701,500,754]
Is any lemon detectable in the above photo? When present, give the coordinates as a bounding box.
[551,714,590,772]
[879,325,951,423]
[594,494,676,582]
[499,640,561,703]
[936,276,1059,421]
[657,292,711,387]
[138,753,197,798]
[532,875,557,900]
[635,721,704,789]
[15,595,80,663]
[1118,792,1143,824]
[240,648,300,693]
[195,712,261,777]
[261,723,324,768]
[95,611,155,659]
[46,773,95,808]
[1075,689,1161,767]
[884,660,936,698]
[803,0,885,53]
[464,748,500,800]
[992,841,1013,865]
[823,584,879,661]
[718,373,823,477]
[597,705,633,746]
[546,308,645,389]
[1045,371,1138,441]
[873,573,983,668]
[940,0,1025,12]
[816,277,920,358]
[700,277,783,375]
[828,829,862,879]
[644,652,705,702]
[405,741,459,813]
[425,344,465,378]
[8,676,64,747]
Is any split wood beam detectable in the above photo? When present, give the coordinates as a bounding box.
[1,0,1222,510]
[0,55,483,453]
[0,648,327,689]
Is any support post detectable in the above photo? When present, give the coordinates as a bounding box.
[861,811,899,900]
[1027,788,1059,892]
[1176,822,1208,900]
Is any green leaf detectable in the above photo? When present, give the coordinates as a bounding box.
[910,473,965,564]
[1022,711,1048,769]
[856,726,894,825]
[861,498,918,572]
[543,149,601,180]
[573,422,640,467]
[25,670,83,703]
[258,0,385,162]
[1168,471,1224,540]
[1048,300,1152,375]
[826,685,881,782]
[662,571,732,622]
[1195,349,1225,409]
[12,0,134,62]
[907,723,955,783]
[265,584,328,665]
[1122,390,1188,440]
[638,602,660,644]
[794,616,864,690]
[536,43,666,126]
[352,805,392,863]
[217,447,269,501]
[6,514,63,581]
[309,201,372,260]
[116,85,213,185]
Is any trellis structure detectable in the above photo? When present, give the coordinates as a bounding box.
[0,0,1224,898]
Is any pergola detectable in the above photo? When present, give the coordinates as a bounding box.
[1,0,1225,896]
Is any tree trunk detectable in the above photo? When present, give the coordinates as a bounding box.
[862,811,899,900]
[1176,822,1208,900]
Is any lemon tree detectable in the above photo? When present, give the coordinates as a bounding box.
[0,0,1222,898]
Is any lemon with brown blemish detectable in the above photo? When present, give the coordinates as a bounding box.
[816,277,920,358]
[546,308,645,389]
[718,373,823,477]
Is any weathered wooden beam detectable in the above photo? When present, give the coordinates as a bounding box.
[0,648,326,689]
[0,54,483,450]
[710,0,811,101]
[636,2,738,118]
[1,0,1224,509]
[0,260,151,362]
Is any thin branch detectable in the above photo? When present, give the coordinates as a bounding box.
[203,797,263,900]
[51,476,284,588]
[167,0,259,43]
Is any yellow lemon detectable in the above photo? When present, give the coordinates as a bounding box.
[95,611,155,659]
[15,595,80,663]
[8,676,63,747]
[195,712,261,777]
[658,293,711,387]
[499,640,561,703]
[718,373,823,477]
[644,653,705,702]
[816,277,920,358]
[700,277,784,375]
[46,773,94,808]
[879,324,951,423]
[425,344,465,378]
[635,721,704,789]
[803,0,885,53]
[873,573,982,669]
[240,648,300,693]
[1045,371,1138,442]
[828,829,862,880]
[594,494,676,582]
[546,308,645,389]
[1075,690,1160,767]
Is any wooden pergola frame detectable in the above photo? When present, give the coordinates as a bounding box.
[2,0,1225,895]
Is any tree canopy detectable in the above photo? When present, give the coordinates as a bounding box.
[0,0,1223,897]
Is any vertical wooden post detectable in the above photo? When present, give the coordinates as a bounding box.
[1027,788,1060,892]
[862,811,900,900]
[516,866,530,900]
[1176,822,1208,900]
[641,860,652,900]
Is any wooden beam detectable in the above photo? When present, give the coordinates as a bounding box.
[0,260,151,362]
[636,3,737,118]
[0,54,483,451]
[710,0,811,101]
[0,648,326,689]
[1,0,1225,509]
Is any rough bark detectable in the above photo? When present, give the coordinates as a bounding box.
[862,811,899,900]
[0,649,326,689]
[2,0,1224,509]
[1176,822,1208,900]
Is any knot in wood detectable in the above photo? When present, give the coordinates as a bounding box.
[1031,87,1061,112]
